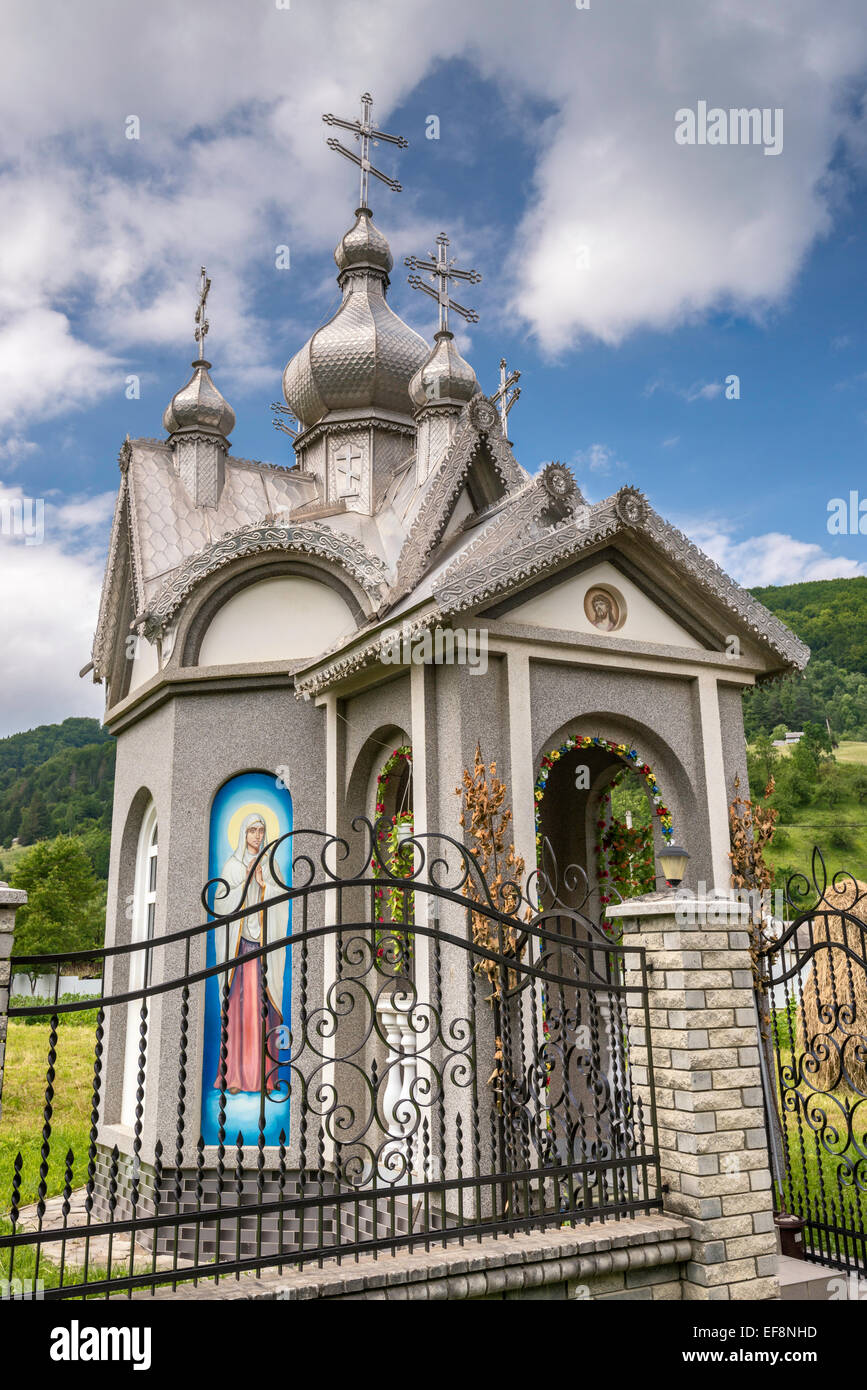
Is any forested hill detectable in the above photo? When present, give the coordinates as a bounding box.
[749,577,867,673]
[0,716,113,774]
[744,577,867,740]
[0,718,115,870]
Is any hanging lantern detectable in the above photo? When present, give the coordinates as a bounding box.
[658,845,689,886]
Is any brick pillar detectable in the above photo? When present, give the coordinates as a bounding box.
[0,883,27,1129]
[607,892,779,1302]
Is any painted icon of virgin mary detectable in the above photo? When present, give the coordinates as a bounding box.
[212,811,289,1095]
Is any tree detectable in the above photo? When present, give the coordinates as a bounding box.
[18,790,51,845]
[752,733,779,787]
[10,836,103,984]
[771,724,788,743]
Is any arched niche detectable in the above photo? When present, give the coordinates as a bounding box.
[200,769,294,1147]
[176,556,369,668]
[343,725,413,845]
[119,799,158,1129]
[534,717,695,918]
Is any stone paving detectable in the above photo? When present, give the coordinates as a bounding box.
[11,1187,189,1282]
[134,1212,694,1301]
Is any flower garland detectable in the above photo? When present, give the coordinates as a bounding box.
[534,735,674,876]
[372,745,414,972]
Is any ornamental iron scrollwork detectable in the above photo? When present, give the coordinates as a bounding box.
[755,847,867,1273]
[3,818,659,1297]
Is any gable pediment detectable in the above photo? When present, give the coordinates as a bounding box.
[489,553,708,649]
[390,398,527,601]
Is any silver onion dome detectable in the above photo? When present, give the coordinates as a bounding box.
[334,206,393,276]
[409,330,479,409]
[282,209,429,429]
[163,360,236,438]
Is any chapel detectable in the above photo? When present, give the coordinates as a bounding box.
[87,95,808,1183]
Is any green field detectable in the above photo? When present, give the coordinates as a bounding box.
[0,841,33,878]
[0,1016,97,1290]
[749,740,867,889]
[835,741,867,765]
[0,1018,95,1216]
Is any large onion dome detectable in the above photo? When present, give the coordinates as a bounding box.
[409,330,479,409]
[282,208,429,429]
[163,359,235,438]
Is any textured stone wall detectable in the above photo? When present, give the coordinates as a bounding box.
[611,894,779,1301]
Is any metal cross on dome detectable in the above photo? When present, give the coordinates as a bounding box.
[322,92,408,209]
[194,266,210,362]
[492,357,521,434]
[405,234,481,334]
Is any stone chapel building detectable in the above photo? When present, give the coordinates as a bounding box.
[87,166,808,1172]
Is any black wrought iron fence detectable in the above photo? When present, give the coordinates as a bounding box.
[756,850,867,1275]
[1,821,660,1299]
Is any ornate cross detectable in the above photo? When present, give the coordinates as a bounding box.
[405,234,481,334]
[194,266,211,361]
[492,357,521,434]
[335,441,363,495]
[323,92,408,209]
[270,401,299,442]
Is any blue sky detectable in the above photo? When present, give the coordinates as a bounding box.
[1,0,866,735]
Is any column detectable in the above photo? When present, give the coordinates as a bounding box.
[505,649,536,881]
[696,672,733,891]
[607,891,779,1301]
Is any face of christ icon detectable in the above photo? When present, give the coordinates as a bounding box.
[585,587,621,633]
[212,809,288,1097]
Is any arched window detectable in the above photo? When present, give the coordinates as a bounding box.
[371,745,414,975]
[120,802,158,1129]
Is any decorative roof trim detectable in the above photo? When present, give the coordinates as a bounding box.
[390,393,526,600]
[294,608,438,700]
[91,473,131,680]
[294,413,416,452]
[434,486,810,671]
[133,521,389,639]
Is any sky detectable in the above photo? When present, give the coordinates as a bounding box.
[1,0,866,737]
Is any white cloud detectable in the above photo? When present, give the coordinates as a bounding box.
[688,521,867,587]
[574,442,624,474]
[0,309,120,428]
[0,482,105,737]
[0,435,38,469]
[645,376,725,402]
[50,492,117,534]
[0,0,864,425]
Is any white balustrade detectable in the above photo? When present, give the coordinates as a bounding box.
[377,991,421,1178]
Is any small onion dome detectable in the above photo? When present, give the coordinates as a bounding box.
[163,360,236,438]
[282,214,429,428]
[409,331,479,409]
[334,207,393,277]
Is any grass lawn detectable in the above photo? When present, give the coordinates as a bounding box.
[835,741,867,765]
[0,841,36,877]
[0,1017,100,1290]
[0,1018,96,1215]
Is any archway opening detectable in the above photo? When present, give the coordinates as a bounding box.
[535,735,674,918]
[598,767,656,906]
